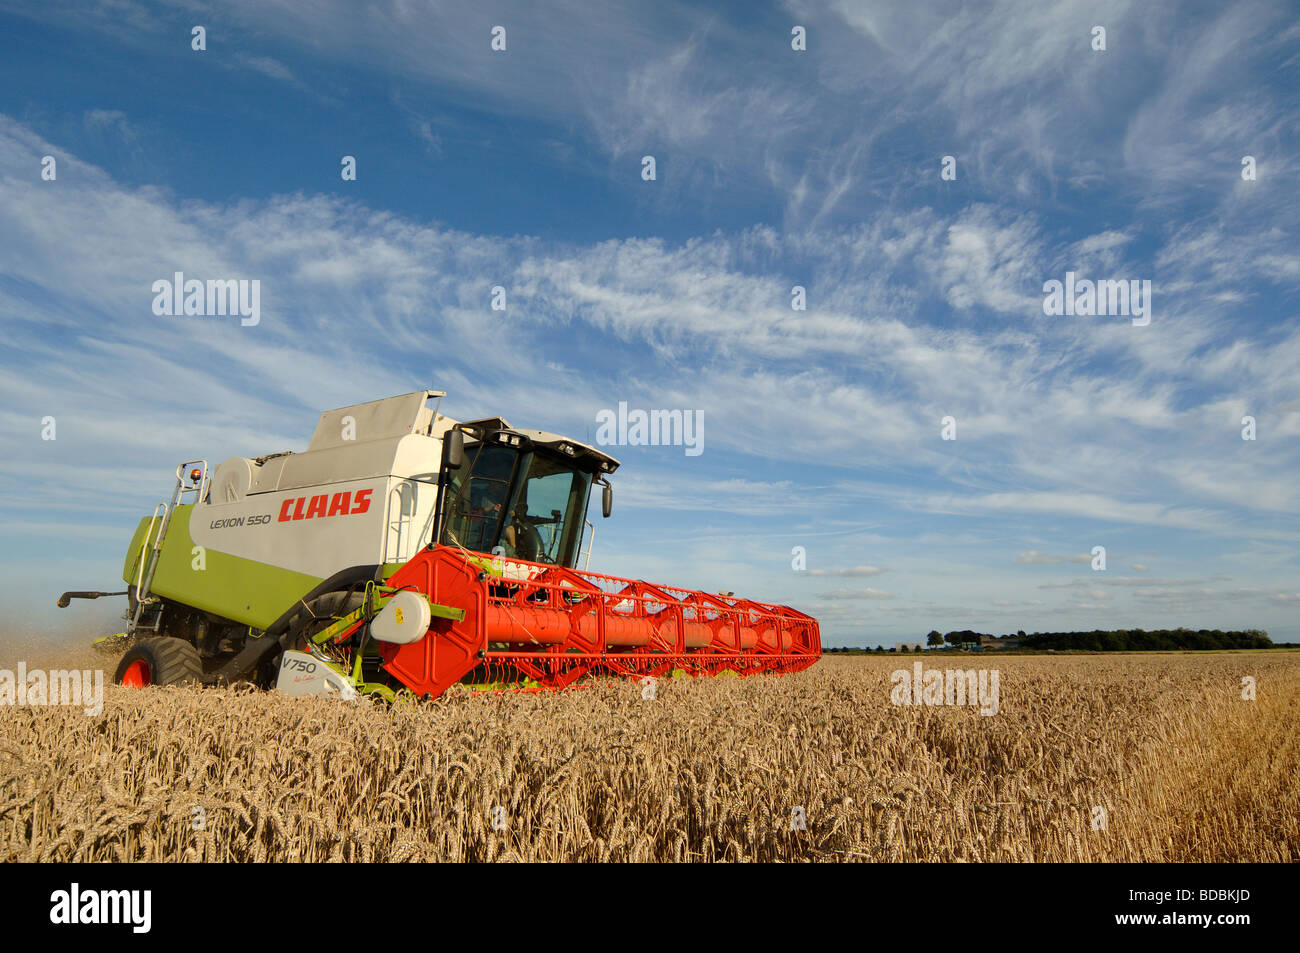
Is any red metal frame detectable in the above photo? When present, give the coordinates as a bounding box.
[375,545,821,699]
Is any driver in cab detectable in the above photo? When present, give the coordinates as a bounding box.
[502,497,545,562]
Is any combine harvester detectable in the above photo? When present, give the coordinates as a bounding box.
[60,391,820,700]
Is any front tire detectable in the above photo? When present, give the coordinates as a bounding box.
[114,637,204,688]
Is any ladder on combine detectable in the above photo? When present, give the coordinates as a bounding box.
[127,460,209,637]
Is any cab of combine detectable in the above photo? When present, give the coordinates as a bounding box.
[436,416,616,568]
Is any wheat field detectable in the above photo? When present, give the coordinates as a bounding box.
[1,651,1296,862]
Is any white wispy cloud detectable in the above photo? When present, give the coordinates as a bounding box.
[230,53,302,87]
[806,566,888,577]
[823,587,893,600]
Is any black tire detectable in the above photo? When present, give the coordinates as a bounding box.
[113,637,204,688]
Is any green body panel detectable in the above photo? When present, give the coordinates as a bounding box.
[121,505,324,629]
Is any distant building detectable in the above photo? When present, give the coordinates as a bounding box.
[894,642,925,652]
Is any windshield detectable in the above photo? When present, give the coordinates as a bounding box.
[501,452,592,565]
[439,443,593,566]
[440,443,518,554]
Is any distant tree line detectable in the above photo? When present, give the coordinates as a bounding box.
[924,628,1270,651]
[1017,628,1271,651]
[823,628,1277,653]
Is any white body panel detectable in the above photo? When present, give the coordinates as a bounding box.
[192,474,441,577]
[195,393,453,577]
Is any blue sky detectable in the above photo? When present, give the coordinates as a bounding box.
[1,0,1297,647]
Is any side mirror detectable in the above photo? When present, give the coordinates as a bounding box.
[601,481,612,519]
[443,430,464,472]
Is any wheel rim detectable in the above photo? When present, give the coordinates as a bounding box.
[121,659,152,688]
